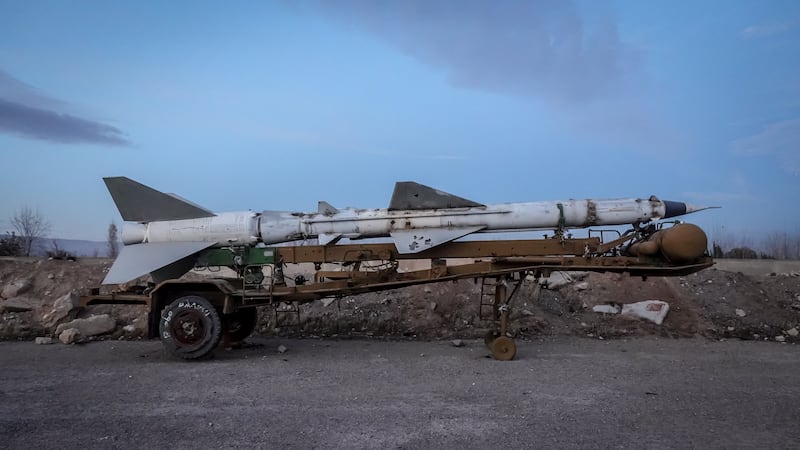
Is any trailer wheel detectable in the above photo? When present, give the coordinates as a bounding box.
[490,336,517,361]
[222,308,258,343]
[160,295,222,360]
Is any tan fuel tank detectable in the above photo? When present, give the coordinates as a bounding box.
[659,223,708,263]
[628,223,708,262]
[629,235,661,256]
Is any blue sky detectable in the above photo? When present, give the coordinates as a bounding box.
[0,0,798,246]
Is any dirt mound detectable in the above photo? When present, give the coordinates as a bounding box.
[2,257,799,343]
[0,258,147,340]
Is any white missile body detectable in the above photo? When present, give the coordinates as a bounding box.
[103,178,713,284]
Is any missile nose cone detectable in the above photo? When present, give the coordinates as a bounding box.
[684,203,721,214]
[663,200,720,219]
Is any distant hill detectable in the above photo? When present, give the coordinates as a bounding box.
[1,235,111,257]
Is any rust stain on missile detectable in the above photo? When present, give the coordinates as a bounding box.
[584,200,598,226]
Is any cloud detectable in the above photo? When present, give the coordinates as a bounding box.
[0,69,128,146]
[740,21,796,40]
[308,1,679,155]
[0,98,128,146]
[314,1,643,105]
[731,119,800,176]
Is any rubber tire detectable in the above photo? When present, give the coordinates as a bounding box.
[490,336,517,361]
[160,295,222,360]
[222,308,258,343]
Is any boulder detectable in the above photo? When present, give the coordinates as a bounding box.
[592,304,620,314]
[1,279,32,299]
[42,292,81,329]
[55,314,116,338]
[621,300,670,325]
[34,336,54,345]
[542,271,588,289]
[58,328,80,344]
[1,296,36,312]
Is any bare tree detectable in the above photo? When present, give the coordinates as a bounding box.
[10,206,51,256]
[0,232,22,256]
[762,231,800,260]
[107,221,119,258]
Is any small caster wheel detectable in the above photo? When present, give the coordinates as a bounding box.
[490,336,517,361]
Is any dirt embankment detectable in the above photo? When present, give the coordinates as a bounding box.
[1,257,799,343]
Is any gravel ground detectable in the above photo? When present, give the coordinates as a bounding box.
[1,337,798,449]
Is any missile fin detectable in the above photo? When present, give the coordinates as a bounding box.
[102,241,214,285]
[389,182,484,210]
[104,177,216,222]
[318,201,339,215]
[318,233,342,246]
[390,226,485,254]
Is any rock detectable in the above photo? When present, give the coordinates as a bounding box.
[735,308,746,317]
[592,304,620,314]
[621,300,670,325]
[47,273,55,280]
[451,339,464,347]
[320,298,336,307]
[1,296,36,312]
[574,282,589,291]
[59,328,80,344]
[42,292,81,329]
[775,336,786,342]
[55,314,116,337]
[423,287,432,294]
[786,328,799,337]
[521,309,535,317]
[542,271,587,289]
[727,326,735,332]
[277,345,288,354]
[429,302,437,311]
[1,279,32,299]
[34,337,54,345]
[123,324,136,333]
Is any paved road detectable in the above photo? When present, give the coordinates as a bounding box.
[1,337,798,449]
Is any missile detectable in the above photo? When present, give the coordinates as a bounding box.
[102,177,715,285]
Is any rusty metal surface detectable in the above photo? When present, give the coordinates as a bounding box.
[82,233,713,316]
[275,238,602,264]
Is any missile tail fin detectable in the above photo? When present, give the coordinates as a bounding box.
[102,241,214,285]
[318,201,339,215]
[389,182,484,210]
[104,177,216,222]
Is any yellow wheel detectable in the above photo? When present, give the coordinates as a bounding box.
[490,336,517,361]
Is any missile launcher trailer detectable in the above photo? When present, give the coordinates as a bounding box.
[81,177,715,360]
[82,223,713,360]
